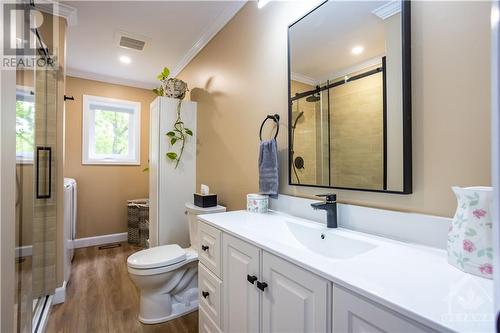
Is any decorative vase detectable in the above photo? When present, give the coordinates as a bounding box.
[162,78,188,99]
[447,186,493,279]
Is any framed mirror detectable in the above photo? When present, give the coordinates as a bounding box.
[288,0,412,193]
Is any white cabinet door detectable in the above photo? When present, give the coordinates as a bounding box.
[262,251,330,333]
[223,234,261,333]
[333,286,436,333]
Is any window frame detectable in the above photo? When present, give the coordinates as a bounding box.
[15,86,35,165]
[82,95,141,166]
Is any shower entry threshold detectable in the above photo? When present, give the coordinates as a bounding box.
[32,295,53,333]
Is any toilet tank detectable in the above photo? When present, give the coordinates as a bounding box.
[185,203,226,251]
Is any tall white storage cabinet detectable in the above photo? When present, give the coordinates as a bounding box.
[149,97,197,247]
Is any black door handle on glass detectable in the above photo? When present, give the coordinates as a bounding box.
[256,281,268,291]
[36,147,52,199]
[201,245,209,251]
[202,291,209,298]
[247,275,258,284]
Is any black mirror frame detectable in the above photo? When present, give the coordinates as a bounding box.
[287,0,412,194]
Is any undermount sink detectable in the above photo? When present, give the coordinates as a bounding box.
[284,220,376,259]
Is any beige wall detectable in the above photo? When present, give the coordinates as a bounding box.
[178,1,491,218]
[64,77,155,238]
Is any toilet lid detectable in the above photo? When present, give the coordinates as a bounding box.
[127,244,186,269]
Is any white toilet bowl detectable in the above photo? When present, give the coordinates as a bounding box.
[127,244,199,324]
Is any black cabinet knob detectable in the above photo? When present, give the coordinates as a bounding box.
[256,281,268,291]
[202,291,209,298]
[201,245,209,251]
[247,275,258,284]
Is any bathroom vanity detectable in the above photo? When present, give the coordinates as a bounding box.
[197,210,493,333]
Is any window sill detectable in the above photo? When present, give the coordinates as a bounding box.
[82,160,141,166]
[16,159,34,165]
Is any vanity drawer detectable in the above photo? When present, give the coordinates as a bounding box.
[199,305,222,333]
[199,263,223,328]
[199,221,222,277]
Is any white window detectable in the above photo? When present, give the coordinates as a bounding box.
[82,95,141,165]
[16,86,35,164]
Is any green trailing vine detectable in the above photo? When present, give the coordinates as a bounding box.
[166,99,193,168]
[152,67,191,169]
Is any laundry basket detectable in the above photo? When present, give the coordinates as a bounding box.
[127,199,149,247]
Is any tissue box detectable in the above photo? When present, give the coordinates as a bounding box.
[194,193,217,208]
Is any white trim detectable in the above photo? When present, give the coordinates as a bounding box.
[73,232,128,249]
[82,95,141,165]
[291,72,319,86]
[270,195,451,250]
[491,0,500,322]
[15,245,32,259]
[67,69,156,90]
[52,281,66,305]
[171,1,246,77]
[317,55,385,84]
[372,1,401,20]
[33,0,78,26]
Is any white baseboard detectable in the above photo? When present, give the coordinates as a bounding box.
[52,280,66,305]
[15,245,32,258]
[73,232,128,249]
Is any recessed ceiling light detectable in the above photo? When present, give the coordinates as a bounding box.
[351,46,364,55]
[258,0,271,9]
[119,55,131,64]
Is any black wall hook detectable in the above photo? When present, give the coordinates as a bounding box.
[259,114,280,141]
[64,95,74,101]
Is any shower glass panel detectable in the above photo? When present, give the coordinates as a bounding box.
[290,87,329,186]
[14,11,58,332]
[329,69,384,190]
[15,69,35,333]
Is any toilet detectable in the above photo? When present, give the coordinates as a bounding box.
[127,203,226,324]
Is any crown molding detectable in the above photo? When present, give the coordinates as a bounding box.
[171,1,246,77]
[291,72,319,86]
[317,55,385,84]
[67,68,156,90]
[33,0,77,26]
[372,1,401,20]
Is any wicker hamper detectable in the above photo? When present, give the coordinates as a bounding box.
[127,199,149,247]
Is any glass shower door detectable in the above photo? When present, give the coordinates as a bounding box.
[14,27,58,333]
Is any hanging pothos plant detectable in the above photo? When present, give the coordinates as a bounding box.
[153,67,192,169]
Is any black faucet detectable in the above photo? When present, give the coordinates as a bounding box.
[311,194,338,228]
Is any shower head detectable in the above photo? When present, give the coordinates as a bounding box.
[306,93,320,103]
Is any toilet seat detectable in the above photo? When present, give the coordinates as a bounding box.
[128,244,186,269]
[127,246,198,276]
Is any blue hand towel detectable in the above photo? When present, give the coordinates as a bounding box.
[259,138,279,198]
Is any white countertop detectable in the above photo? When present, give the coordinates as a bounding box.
[198,210,495,333]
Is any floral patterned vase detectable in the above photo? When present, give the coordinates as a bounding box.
[447,186,493,279]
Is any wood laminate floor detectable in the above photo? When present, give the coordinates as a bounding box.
[46,243,198,333]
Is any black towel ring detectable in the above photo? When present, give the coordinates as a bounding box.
[259,114,280,141]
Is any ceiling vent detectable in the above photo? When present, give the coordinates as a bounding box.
[119,36,145,51]
[114,30,150,51]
